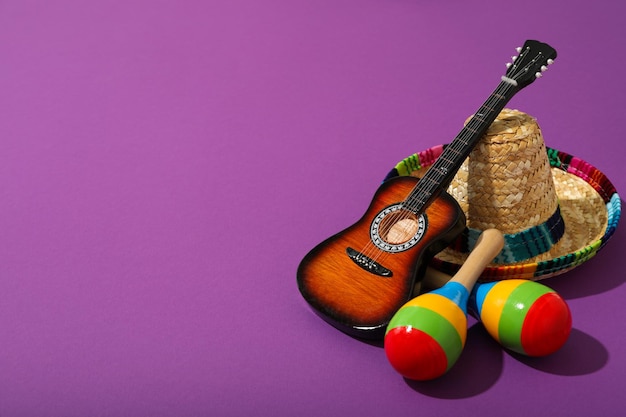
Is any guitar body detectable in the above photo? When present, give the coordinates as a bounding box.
[297,176,466,339]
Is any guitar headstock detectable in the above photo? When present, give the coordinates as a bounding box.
[503,40,557,89]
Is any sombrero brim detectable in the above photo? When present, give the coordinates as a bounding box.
[385,145,621,280]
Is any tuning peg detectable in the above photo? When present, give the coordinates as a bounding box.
[506,62,512,68]
[535,72,543,78]
[511,55,517,61]
[540,65,548,72]
[547,59,554,65]
[516,47,522,53]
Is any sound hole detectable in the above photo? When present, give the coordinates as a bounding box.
[381,213,419,245]
[370,204,426,253]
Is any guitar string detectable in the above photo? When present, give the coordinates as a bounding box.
[396,47,543,214]
[355,42,550,265]
[355,79,517,266]
[355,81,515,266]
[378,51,544,256]
[379,81,512,250]
[346,49,552,296]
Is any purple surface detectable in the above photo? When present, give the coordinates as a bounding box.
[1,0,624,416]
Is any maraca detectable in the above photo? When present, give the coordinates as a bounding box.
[422,268,572,357]
[385,229,504,381]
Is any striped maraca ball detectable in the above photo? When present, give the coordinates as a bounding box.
[385,282,469,381]
[470,279,571,356]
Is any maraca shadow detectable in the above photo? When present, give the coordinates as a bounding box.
[506,328,608,376]
[404,321,504,399]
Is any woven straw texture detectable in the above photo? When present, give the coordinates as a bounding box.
[448,109,558,233]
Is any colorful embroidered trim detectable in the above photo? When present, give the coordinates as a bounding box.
[464,206,565,263]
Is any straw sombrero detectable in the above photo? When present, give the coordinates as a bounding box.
[384,109,621,280]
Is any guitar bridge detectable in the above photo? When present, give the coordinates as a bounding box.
[346,247,392,277]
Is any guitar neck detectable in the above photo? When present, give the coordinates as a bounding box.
[404,79,520,212]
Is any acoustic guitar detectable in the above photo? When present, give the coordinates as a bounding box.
[297,40,557,339]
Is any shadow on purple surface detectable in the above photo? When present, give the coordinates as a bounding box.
[545,203,625,300]
[404,324,503,399]
[403,326,607,398]
[508,328,608,376]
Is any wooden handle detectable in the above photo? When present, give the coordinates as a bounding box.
[431,229,504,291]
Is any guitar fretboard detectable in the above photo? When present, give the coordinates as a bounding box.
[403,80,519,213]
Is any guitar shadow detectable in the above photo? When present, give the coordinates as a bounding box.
[405,325,607,398]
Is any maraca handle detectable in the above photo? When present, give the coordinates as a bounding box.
[447,229,504,291]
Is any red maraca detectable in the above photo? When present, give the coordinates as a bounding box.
[423,269,572,357]
[385,229,504,380]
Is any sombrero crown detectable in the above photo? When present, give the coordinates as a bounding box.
[388,108,620,280]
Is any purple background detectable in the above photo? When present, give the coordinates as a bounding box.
[1,0,624,416]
